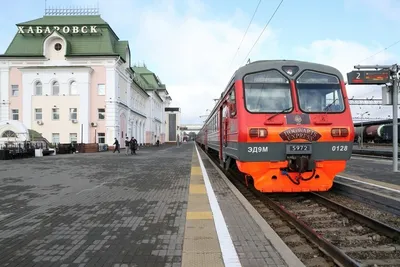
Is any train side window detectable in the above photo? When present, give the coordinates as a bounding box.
[213,117,216,131]
[229,87,237,117]
[223,104,229,119]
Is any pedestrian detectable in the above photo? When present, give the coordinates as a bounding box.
[113,138,120,153]
[130,137,138,154]
[125,137,130,155]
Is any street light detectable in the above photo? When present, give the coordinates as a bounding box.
[357,111,370,149]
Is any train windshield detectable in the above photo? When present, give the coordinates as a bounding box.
[296,71,345,113]
[243,70,292,113]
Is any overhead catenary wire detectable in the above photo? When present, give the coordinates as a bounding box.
[241,0,284,65]
[358,39,400,64]
[228,0,263,69]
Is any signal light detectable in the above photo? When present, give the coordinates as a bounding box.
[249,128,268,138]
[331,128,349,137]
[282,66,299,76]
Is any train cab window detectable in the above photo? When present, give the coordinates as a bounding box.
[296,71,345,113]
[243,70,292,113]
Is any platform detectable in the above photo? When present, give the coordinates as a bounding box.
[340,155,400,186]
[0,142,302,267]
[352,144,400,157]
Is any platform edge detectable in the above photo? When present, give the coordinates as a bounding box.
[197,145,306,267]
[336,174,400,193]
[195,145,242,267]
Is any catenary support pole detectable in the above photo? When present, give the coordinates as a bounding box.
[393,72,399,172]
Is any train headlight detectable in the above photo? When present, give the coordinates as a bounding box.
[259,129,267,137]
[331,128,349,137]
[249,128,268,138]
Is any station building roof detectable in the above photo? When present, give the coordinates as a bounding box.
[0,12,169,99]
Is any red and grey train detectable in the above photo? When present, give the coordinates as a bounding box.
[196,60,355,193]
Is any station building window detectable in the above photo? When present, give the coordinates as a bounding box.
[52,133,60,144]
[11,85,19,96]
[70,133,78,143]
[52,81,60,96]
[1,130,17,138]
[35,108,42,120]
[98,84,105,96]
[52,108,60,120]
[69,108,78,120]
[98,108,105,120]
[11,109,19,120]
[35,81,42,96]
[97,133,105,143]
[54,43,62,51]
[69,81,78,95]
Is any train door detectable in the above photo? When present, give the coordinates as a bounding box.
[220,101,229,162]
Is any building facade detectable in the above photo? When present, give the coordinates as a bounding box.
[0,10,175,147]
[164,107,182,143]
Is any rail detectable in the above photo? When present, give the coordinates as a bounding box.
[201,144,400,267]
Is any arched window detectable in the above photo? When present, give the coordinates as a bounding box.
[69,81,78,95]
[52,81,60,96]
[35,81,42,96]
[1,130,17,138]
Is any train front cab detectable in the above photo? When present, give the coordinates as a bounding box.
[233,67,355,192]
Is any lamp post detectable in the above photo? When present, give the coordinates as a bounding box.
[357,111,370,149]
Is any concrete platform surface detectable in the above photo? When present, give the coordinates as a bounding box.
[341,155,400,186]
[0,144,191,267]
[0,142,301,267]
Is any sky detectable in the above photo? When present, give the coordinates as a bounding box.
[1,0,400,124]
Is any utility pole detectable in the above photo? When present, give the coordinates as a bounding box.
[347,65,399,172]
[393,71,399,171]
[357,111,369,149]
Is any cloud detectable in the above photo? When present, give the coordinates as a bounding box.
[73,0,279,124]
[74,0,397,123]
[130,1,279,124]
[295,39,398,121]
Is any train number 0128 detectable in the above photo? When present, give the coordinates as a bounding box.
[248,146,269,153]
[331,145,348,152]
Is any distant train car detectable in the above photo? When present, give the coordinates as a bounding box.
[354,124,400,143]
[196,60,355,193]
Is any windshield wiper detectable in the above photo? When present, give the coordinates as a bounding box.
[323,98,338,112]
[267,107,292,121]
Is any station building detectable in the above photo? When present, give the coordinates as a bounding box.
[0,9,180,147]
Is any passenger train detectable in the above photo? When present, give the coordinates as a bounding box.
[196,60,355,193]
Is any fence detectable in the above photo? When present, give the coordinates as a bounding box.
[0,141,110,156]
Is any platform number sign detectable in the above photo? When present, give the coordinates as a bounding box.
[347,70,391,85]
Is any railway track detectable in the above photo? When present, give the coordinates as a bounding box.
[202,147,400,267]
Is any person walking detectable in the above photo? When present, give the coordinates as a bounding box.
[113,138,120,153]
[130,137,138,154]
[125,137,130,155]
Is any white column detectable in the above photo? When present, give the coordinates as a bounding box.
[141,121,145,144]
[0,68,10,121]
[79,78,90,143]
[21,73,32,128]
[105,66,118,145]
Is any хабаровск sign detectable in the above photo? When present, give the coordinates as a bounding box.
[17,26,99,34]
